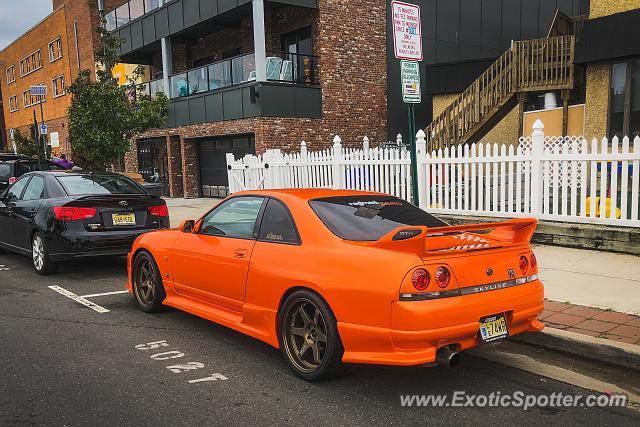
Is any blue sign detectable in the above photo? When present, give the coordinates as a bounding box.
[30,85,47,96]
[40,124,48,135]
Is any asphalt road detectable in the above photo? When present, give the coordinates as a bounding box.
[1,252,639,426]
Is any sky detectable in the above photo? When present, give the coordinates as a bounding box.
[0,0,53,50]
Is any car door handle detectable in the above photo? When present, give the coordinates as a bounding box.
[234,248,248,258]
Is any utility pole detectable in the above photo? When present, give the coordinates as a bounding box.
[33,110,42,170]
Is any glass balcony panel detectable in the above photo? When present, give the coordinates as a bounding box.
[105,11,117,31]
[149,79,165,98]
[187,67,208,95]
[115,4,130,27]
[129,0,145,20]
[144,0,162,13]
[232,54,256,85]
[208,61,232,90]
[170,72,188,98]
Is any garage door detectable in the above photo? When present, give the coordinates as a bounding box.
[197,134,255,198]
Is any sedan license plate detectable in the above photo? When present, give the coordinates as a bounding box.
[112,213,136,226]
[479,313,509,342]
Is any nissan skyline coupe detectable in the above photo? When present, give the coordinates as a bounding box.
[126,189,544,380]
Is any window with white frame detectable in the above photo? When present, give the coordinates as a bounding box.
[6,66,15,84]
[49,37,63,62]
[19,49,43,76]
[9,95,19,112]
[52,75,65,97]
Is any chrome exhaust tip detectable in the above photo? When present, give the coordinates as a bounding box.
[436,347,460,368]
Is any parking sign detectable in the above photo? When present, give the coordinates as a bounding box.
[30,85,47,96]
[392,1,423,61]
[401,61,421,103]
[40,124,48,135]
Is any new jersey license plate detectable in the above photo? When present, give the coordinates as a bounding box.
[112,213,136,226]
[479,313,509,342]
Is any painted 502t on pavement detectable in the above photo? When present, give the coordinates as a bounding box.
[127,189,544,380]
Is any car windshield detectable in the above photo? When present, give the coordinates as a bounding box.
[309,195,448,241]
[57,174,145,195]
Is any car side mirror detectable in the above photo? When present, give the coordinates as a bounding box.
[180,219,195,233]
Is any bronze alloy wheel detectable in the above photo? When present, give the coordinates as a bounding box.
[282,298,329,373]
[133,252,165,312]
[135,257,156,307]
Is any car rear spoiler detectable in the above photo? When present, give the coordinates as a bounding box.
[368,218,537,257]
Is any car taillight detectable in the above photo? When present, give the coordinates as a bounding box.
[411,269,430,291]
[53,207,97,221]
[148,204,169,217]
[8,177,16,185]
[434,267,450,288]
[519,256,529,274]
[530,253,538,270]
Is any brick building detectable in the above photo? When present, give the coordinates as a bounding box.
[0,0,103,156]
[104,0,388,198]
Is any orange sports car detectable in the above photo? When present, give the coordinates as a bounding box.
[126,189,544,380]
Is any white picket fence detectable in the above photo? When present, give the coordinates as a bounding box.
[227,120,640,228]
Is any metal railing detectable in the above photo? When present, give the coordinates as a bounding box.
[133,51,320,100]
[105,0,169,31]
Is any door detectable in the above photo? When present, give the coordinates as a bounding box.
[171,196,265,311]
[11,175,46,250]
[197,135,255,198]
[0,176,31,250]
[137,139,169,196]
[281,26,313,83]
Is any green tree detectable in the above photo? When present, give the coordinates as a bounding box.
[13,125,50,159]
[66,15,168,170]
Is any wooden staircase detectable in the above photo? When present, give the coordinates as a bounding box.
[425,35,575,151]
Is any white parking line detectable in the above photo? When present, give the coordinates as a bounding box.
[80,290,130,298]
[48,285,110,313]
[0,264,9,271]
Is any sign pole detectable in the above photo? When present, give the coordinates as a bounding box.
[392,1,423,205]
[33,110,42,170]
[39,95,47,159]
[408,103,419,205]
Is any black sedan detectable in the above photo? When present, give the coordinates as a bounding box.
[0,171,170,274]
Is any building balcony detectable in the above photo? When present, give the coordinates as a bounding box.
[106,0,318,57]
[134,51,321,127]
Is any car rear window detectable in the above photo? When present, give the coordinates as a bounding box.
[57,175,146,195]
[21,161,66,172]
[309,196,448,241]
[0,163,11,180]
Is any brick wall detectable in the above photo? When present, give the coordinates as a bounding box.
[122,0,387,197]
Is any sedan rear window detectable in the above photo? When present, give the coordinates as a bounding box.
[57,175,145,195]
[0,163,10,180]
[309,196,447,241]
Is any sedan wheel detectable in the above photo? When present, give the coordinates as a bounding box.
[32,232,57,275]
[279,290,343,381]
[133,251,165,312]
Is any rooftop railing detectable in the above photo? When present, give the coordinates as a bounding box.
[105,0,169,31]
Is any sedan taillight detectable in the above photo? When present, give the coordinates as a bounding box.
[53,207,97,221]
[148,204,169,217]
[434,267,451,288]
[8,177,16,185]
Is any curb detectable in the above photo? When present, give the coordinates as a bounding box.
[511,328,640,371]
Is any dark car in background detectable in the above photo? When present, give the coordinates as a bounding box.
[0,171,170,275]
[0,158,66,193]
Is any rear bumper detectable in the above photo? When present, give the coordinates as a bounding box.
[48,229,163,261]
[338,280,544,366]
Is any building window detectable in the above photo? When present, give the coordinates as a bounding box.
[9,96,19,112]
[19,49,43,76]
[609,58,640,139]
[52,75,66,97]
[22,86,46,108]
[6,66,15,84]
[49,37,63,62]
